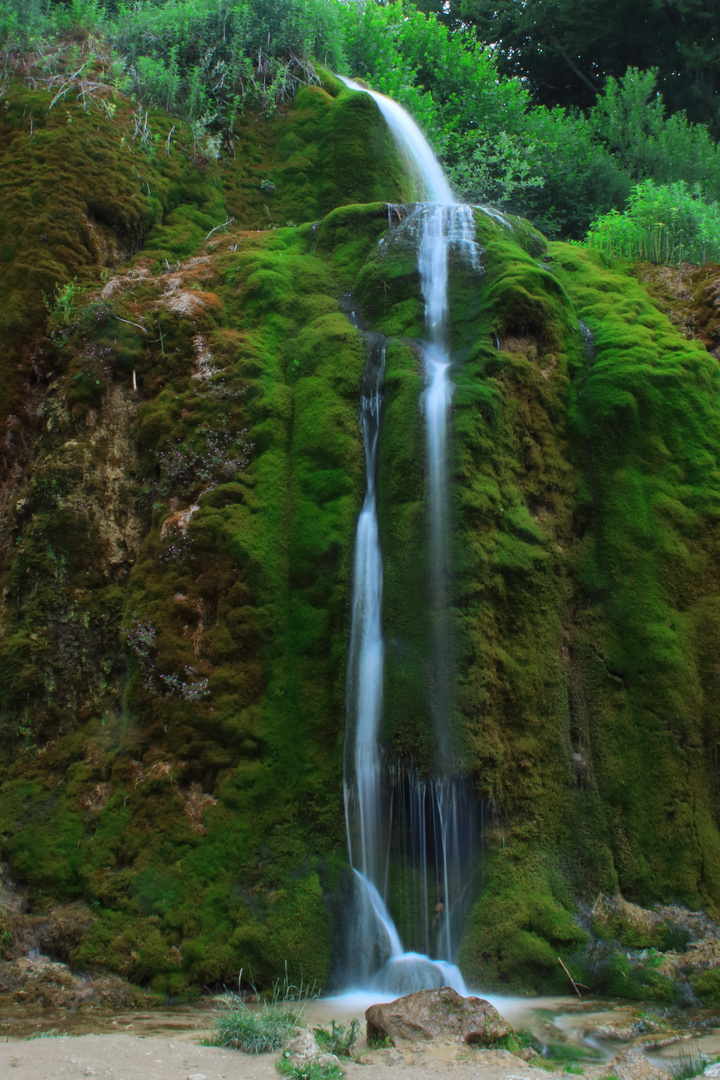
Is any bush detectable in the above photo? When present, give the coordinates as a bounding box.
[586,180,720,265]
[692,968,720,1006]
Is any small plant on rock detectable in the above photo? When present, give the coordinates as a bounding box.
[277,1058,344,1080]
[313,1018,360,1059]
[496,1029,545,1056]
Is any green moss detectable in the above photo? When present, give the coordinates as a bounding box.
[460,846,588,993]
[692,967,720,1005]
[319,87,417,213]
[551,243,720,910]
[354,227,424,338]
[5,66,720,996]
[376,339,433,764]
[597,953,681,1003]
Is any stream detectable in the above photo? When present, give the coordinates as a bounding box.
[4,993,720,1066]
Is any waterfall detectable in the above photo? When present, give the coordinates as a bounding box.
[340,77,481,995]
[419,203,480,759]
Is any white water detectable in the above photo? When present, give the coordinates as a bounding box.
[345,341,386,895]
[340,76,481,996]
[338,76,453,203]
[418,204,480,751]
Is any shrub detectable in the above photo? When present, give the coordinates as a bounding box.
[692,968,720,1006]
[597,952,681,1003]
[586,180,720,265]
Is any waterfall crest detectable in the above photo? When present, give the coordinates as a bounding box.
[340,77,482,995]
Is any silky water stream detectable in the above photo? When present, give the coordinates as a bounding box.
[339,78,484,994]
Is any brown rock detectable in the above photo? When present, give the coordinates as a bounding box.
[365,987,511,1046]
[584,1048,670,1080]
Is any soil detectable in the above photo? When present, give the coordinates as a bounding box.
[0,1034,575,1080]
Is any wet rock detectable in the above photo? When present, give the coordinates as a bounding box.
[0,957,78,1007]
[281,1030,342,1072]
[0,955,148,1011]
[585,1048,670,1080]
[365,987,511,1046]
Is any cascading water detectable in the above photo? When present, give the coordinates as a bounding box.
[340,77,482,994]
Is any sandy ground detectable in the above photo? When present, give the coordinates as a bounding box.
[0,1033,570,1080]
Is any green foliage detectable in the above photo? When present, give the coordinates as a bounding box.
[692,968,720,1006]
[495,1030,545,1057]
[341,0,535,204]
[668,1049,709,1080]
[587,180,720,265]
[313,1019,359,1059]
[590,68,720,194]
[3,0,719,242]
[1,0,346,125]
[45,277,80,325]
[338,3,720,237]
[209,995,303,1053]
[595,953,680,1003]
[278,1057,345,1080]
[453,0,720,135]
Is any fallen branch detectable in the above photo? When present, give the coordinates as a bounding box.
[557,956,590,997]
[206,216,235,240]
[48,81,72,111]
[115,315,148,334]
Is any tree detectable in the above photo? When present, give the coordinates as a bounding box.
[457,0,720,135]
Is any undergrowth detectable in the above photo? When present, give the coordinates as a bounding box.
[205,969,314,1054]
[668,1050,710,1080]
[277,1057,344,1080]
[313,1019,360,1058]
[586,180,720,264]
[496,1029,545,1056]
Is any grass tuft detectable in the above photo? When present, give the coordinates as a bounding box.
[205,968,315,1054]
[668,1049,708,1080]
[209,1000,302,1053]
[277,1058,345,1080]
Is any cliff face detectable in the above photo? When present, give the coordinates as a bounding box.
[2,59,720,997]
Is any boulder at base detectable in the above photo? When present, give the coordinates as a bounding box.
[281,1031,341,1072]
[365,987,511,1046]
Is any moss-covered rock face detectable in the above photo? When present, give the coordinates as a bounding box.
[3,65,720,998]
[456,228,720,992]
